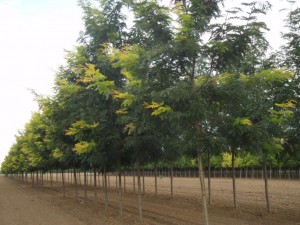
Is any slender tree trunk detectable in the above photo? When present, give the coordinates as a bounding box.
[123,173,126,193]
[36,171,39,187]
[263,156,271,213]
[84,170,87,206]
[133,167,136,193]
[31,172,34,187]
[136,159,143,221]
[50,170,53,190]
[41,171,44,190]
[62,169,65,197]
[104,167,108,210]
[118,167,123,216]
[232,148,237,208]
[154,163,158,197]
[207,152,212,205]
[73,168,78,200]
[93,168,97,205]
[198,153,209,225]
[142,169,145,195]
[170,162,174,199]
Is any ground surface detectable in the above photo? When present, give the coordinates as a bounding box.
[0,174,299,225]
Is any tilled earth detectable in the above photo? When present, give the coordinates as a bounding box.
[0,175,299,225]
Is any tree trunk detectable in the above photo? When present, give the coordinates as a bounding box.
[50,170,53,190]
[93,168,97,205]
[232,148,237,208]
[207,152,212,205]
[36,171,39,187]
[136,159,143,221]
[263,157,271,213]
[62,169,65,197]
[154,164,158,197]
[170,163,174,199]
[142,169,145,195]
[104,167,108,210]
[198,153,209,225]
[118,168,123,216]
[41,171,44,190]
[123,173,126,193]
[84,170,87,206]
[73,168,78,200]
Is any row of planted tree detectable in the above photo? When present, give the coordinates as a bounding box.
[1,1,300,224]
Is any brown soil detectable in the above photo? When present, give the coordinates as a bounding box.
[1,174,299,225]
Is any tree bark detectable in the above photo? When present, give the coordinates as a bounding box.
[232,147,237,208]
[263,157,271,213]
[84,170,87,206]
[62,169,65,197]
[50,170,53,190]
[170,163,174,199]
[198,153,209,225]
[93,168,97,205]
[104,167,109,210]
[118,168,123,216]
[136,159,143,221]
[207,152,212,205]
[154,163,158,197]
[73,168,78,200]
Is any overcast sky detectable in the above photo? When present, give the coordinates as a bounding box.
[0,0,299,166]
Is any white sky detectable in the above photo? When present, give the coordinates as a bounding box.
[0,0,299,166]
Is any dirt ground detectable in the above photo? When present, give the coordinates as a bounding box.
[1,174,299,225]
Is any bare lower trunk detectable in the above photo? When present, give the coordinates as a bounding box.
[93,168,97,205]
[154,164,158,197]
[142,169,145,195]
[170,163,174,199]
[207,153,211,205]
[84,170,87,206]
[41,171,44,190]
[118,168,123,216]
[62,169,65,197]
[232,148,237,208]
[136,159,143,221]
[50,170,53,190]
[104,167,108,210]
[263,157,271,213]
[198,153,209,225]
[74,168,78,200]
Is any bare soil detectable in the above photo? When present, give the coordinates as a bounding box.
[1,174,299,225]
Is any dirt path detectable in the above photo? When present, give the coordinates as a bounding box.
[0,176,86,225]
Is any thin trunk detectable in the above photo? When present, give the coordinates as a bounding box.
[136,159,143,221]
[50,170,53,190]
[62,169,65,197]
[198,153,209,225]
[31,172,34,187]
[93,168,97,205]
[104,167,108,210]
[41,171,44,190]
[36,171,39,187]
[123,173,126,193]
[207,152,211,205]
[133,168,136,193]
[84,170,87,206]
[142,169,145,195]
[118,167,123,216]
[232,148,237,208]
[170,163,174,199]
[74,168,78,200]
[263,157,271,213]
[154,164,158,197]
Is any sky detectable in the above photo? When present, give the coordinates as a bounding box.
[0,0,299,166]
